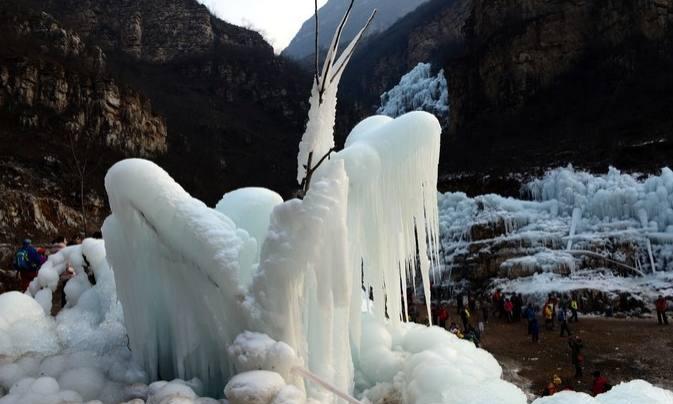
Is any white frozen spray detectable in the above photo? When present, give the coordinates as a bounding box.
[377,63,449,119]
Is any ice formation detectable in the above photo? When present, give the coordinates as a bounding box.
[438,166,673,306]
[531,380,673,403]
[99,5,449,401]
[101,108,443,401]
[377,63,449,119]
[296,3,375,185]
[2,4,672,402]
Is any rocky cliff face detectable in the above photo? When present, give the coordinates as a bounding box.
[0,5,167,261]
[29,0,310,206]
[339,0,673,195]
[39,0,271,63]
[442,0,673,192]
[0,0,309,268]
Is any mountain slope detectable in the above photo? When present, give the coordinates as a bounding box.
[283,0,430,62]
[443,0,673,189]
[335,0,471,143]
[0,0,311,262]
[30,0,311,203]
[337,0,673,195]
[0,3,167,262]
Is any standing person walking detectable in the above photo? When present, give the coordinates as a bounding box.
[570,295,579,322]
[504,298,514,323]
[460,306,471,331]
[544,301,554,330]
[655,295,668,325]
[525,303,536,335]
[480,297,490,324]
[559,306,572,337]
[513,293,523,321]
[569,336,584,379]
[530,317,540,343]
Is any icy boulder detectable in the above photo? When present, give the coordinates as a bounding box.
[0,292,59,358]
[103,159,264,396]
[224,371,287,404]
[228,332,299,379]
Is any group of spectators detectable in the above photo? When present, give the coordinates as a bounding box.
[11,233,91,291]
[426,288,629,399]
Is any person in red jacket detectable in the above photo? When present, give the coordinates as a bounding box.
[438,305,449,329]
[656,295,669,325]
[591,371,611,396]
[504,298,514,323]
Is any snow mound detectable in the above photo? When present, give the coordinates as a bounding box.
[0,292,59,358]
[357,315,526,404]
[531,380,673,403]
[228,332,299,379]
[224,371,286,404]
[377,63,449,119]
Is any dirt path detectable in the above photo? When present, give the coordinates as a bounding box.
[476,314,673,398]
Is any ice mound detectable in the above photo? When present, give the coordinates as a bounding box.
[531,380,673,403]
[377,63,449,119]
[0,376,83,404]
[0,292,59,358]
[224,371,287,404]
[228,332,298,379]
[357,315,527,404]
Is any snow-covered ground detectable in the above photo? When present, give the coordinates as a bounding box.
[438,166,673,310]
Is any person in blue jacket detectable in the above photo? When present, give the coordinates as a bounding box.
[14,239,45,290]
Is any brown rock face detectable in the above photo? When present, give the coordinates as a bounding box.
[0,9,167,156]
[40,0,232,63]
[0,5,167,265]
[27,0,310,205]
[0,0,310,268]
[443,0,673,181]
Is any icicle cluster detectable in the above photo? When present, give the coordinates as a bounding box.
[377,63,449,119]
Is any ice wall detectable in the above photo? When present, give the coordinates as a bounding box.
[438,166,673,306]
[527,166,673,232]
[377,63,449,119]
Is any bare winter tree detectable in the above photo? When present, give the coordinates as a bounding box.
[66,129,93,236]
[297,0,376,198]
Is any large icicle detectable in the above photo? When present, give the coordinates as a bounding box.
[103,159,256,397]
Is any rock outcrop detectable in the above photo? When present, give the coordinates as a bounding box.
[0,0,311,269]
[442,0,673,188]
[38,0,272,63]
[0,5,167,262]
[29,0,310,205]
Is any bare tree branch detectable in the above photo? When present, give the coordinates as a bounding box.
[314,0,320,84]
